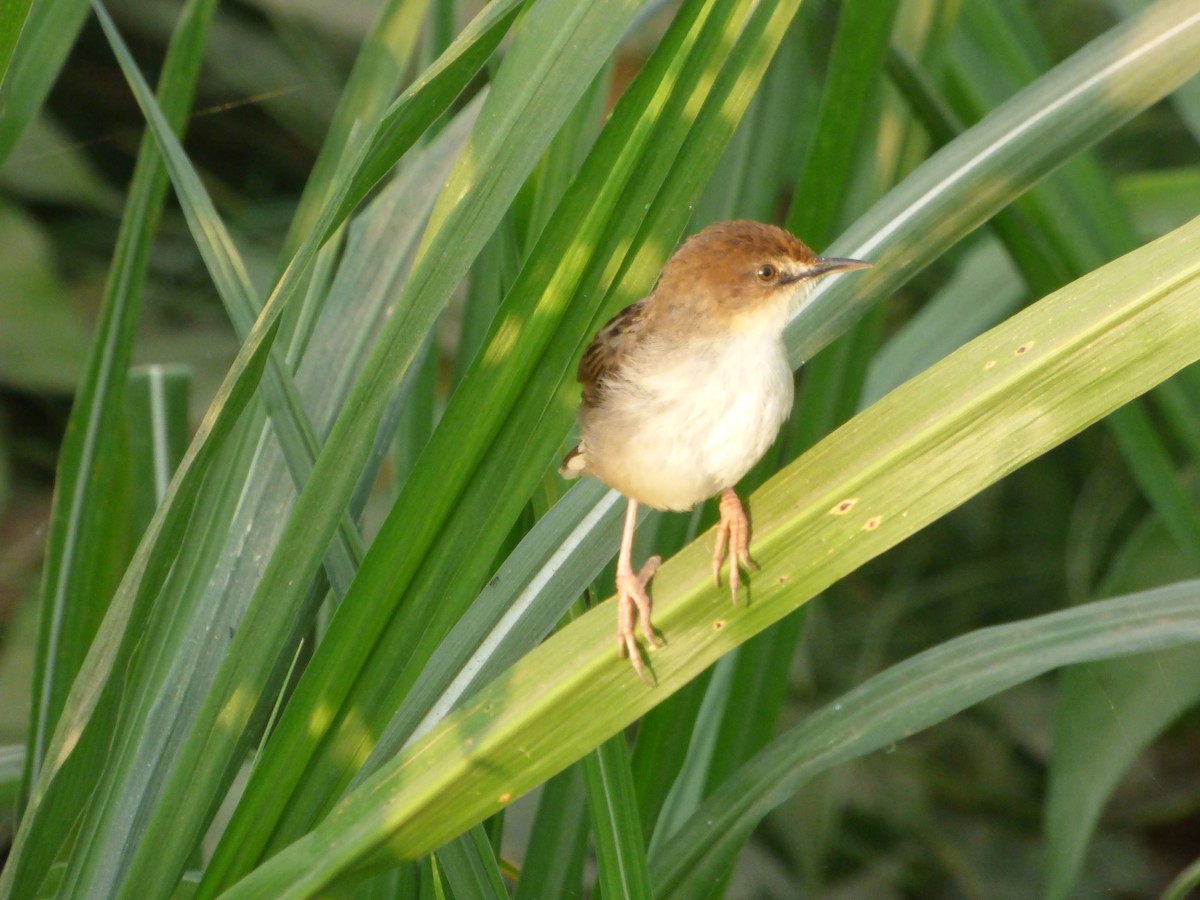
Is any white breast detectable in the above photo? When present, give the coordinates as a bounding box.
[581,330,793,511]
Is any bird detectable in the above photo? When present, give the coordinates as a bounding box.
[559,219,870,683]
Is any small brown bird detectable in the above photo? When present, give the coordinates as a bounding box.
[560,220,869,682]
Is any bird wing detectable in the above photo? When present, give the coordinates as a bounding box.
[577,300,649,407]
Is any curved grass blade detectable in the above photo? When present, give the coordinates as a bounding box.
[1045,499,1200,899]
[6,0,219,892]
[94,0,367,594]
[783,0,1200,367]
[648,580,1200,896]
[278,0,430,264]
[584,734,653,900]
[1046,646,1200,899]
[435,825,508,900]
[0,0,88,165]
[0,0,34,103]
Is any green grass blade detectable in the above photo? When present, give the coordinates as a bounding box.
[0,744,23,813]
[1108,402,1200,559]
[216,209,1200,900]
[435,826,508,900]
[10,1,219,889]
[0,0,89,165]
[93,0,367,595]
[123,365,189,525]
[629,674,712,847]
[330,0,525,237]
[862,239,1022,405]
[1046,648,1200,899]
[0,0,33,103]
[783,0,1200,368]
[69,99,479,900]
[788,0,900,249]
[646,655,736,852]
[512,766,588,900]
[649,580,1200,895]
[1162,856,1200,900]
[944,0,1200,570]
[357,479,627,772]
[279,0,429,263]
[1046,477,1200,898]
[583,735,653,900]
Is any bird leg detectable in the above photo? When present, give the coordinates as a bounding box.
[713,487,755,605]
[616,497,662,684]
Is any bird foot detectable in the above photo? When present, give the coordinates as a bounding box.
[617,555,663,685]
[713,488,756,605]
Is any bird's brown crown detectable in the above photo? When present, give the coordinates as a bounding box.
[652,220,819,319]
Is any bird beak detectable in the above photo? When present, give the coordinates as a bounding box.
[807,257,872,278]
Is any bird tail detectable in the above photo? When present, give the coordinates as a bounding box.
[558,443,587,479]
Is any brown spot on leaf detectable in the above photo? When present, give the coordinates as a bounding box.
[864,516,882,531]
[830,498,858,515]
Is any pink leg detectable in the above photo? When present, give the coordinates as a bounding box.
[615,497,662,684]
[712,488,755,606]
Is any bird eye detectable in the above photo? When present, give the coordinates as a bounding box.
[756,264,778,282]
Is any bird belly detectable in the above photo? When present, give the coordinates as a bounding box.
[581,335,793,511]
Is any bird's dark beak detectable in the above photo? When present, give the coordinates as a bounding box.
[808,257,872,278]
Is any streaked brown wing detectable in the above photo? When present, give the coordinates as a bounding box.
[577,300,648,407]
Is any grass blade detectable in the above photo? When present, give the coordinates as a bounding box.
[649,580,1200,895]
[0,0,89,165]
[583,734,653,900]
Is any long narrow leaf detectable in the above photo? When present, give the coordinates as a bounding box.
[4,0,219,894]
[649,580,1200,895]
[0,0,89,165]
[93,0,368,594]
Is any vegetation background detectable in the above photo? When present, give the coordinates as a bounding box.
[0,0,1199,896]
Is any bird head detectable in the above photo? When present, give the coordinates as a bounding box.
[654,220,870,332]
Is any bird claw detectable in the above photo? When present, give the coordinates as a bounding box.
[617,555,663,685]
[713,489,755,606]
